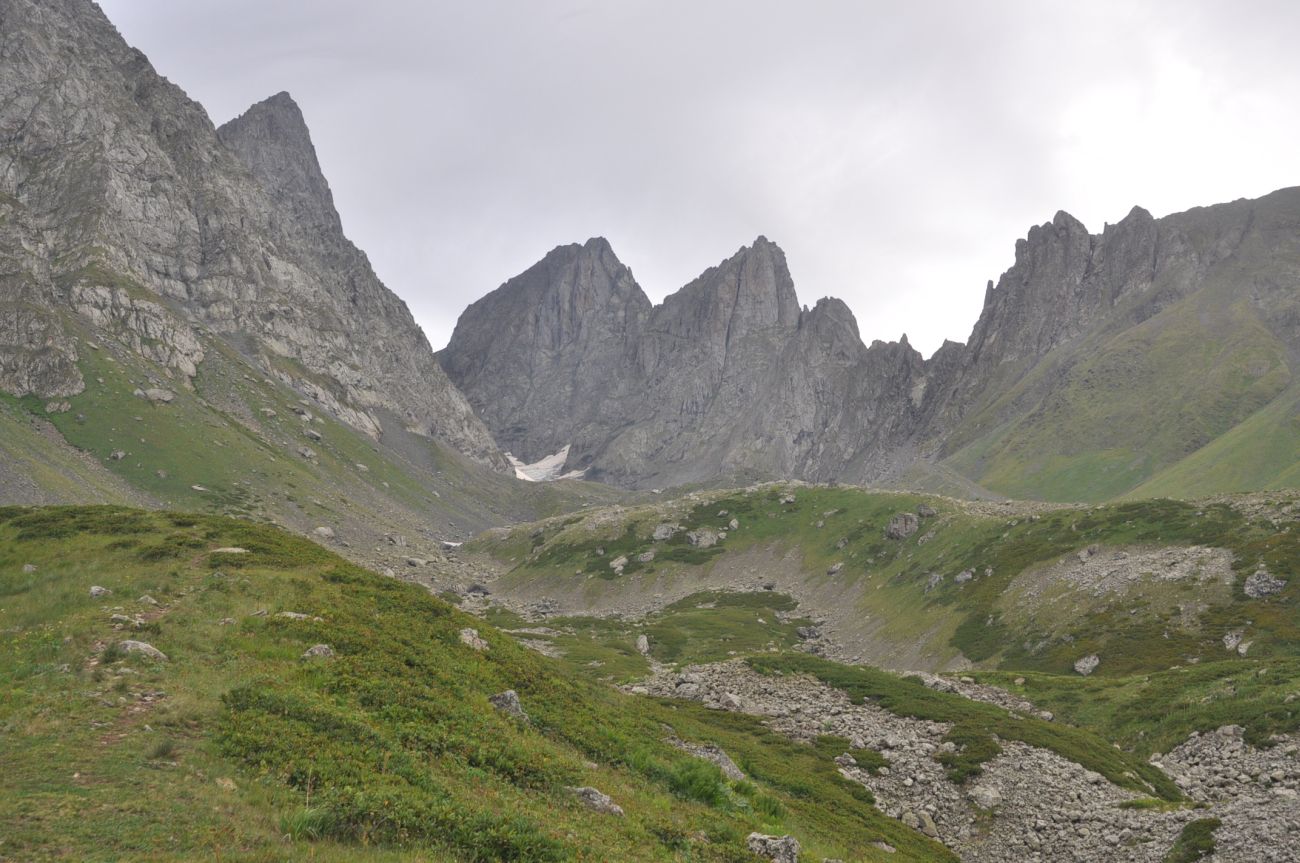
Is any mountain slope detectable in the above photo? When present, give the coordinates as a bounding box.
[0,0,503,471]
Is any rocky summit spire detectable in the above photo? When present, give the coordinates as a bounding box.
[218,92,341,237]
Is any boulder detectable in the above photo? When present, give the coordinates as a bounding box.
[297,445,317,459]
[686,528,720,548]
[652,524,679,541]
[489,689,529,720]
[917,504,937,518]
[459,628,489,651]
[21,563,36,573]
[637,550,655,563]
[826,562,843,575]
[885,512,919,540]
[89,585,111,597]
[118,640,167,661]
[143,387,175,404]
[304,428,323,441]
[969,784,1003,809]
[1244,568,1286,598]
[301,643,334,659]
[567,786,624,816]
[636,634,650,655]
[746,833,799,862]
[1074,654,1100,676]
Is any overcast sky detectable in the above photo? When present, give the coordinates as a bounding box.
[100,0,1300,357]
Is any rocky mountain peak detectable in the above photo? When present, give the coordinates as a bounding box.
[218,91,341,236]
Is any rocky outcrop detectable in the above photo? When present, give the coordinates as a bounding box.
[0,0,504,470]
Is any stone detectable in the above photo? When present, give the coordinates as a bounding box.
[916,504,937,518]
[459,628,489,651]
[746,833,800,863]
[567,786,624,816]
[275,611,322,621]
[609,555,629,571]
[954,569,973,584]
[637,550,655,563]
[885,512,919,540]
[969,784,1003,809]
[142,388,175,404]
[686,528,720,548]
[304,427,322,441]
[489,689,528,720]
[109,451,127,461]
[636,634,650,655]
[311,526,335,540]
[1074,654,1100,676]
[301,644,333,659]
[90,585,112,597]
[405,557,427,567]
[728,518,740,530]
[297,446,317,460]
[211,547,249,555]
[827,562,843,575]
[138,595,159,606]
[1244,568,1286,598]
[117,640,167,661]
[22,563,37,573]
[652,524,679,541]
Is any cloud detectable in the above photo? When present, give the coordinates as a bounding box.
[100,0,1300,357]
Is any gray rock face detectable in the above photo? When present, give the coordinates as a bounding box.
[442,236,928,488]
[0,0,503,470]
[443,187,1300,494]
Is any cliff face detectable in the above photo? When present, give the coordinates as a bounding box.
[0,0,505,470]
[443,188,1300,497]
[442,235,929,488]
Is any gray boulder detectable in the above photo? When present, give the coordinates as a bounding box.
[886,513,919,540]
[567,786,624,816]
[459,628,489,651]
[1074,654,1100,676]
[489,689,529,720]
[118,640,167,661]
[1244,568,1286,598]
[746,833,800,863]
[301,644,334,659]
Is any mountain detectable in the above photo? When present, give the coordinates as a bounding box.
[442,189,1300,500]
[442,236,932,489]
[0,0,502,470]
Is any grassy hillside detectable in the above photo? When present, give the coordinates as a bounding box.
[0,505,951,862]
[941,277,1293,503]
[0,311,627,545]
[477,484,1300,677]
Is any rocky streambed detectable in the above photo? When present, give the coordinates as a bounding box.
[634,660,1300,862]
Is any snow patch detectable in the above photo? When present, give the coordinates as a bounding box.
[506,444,586,482]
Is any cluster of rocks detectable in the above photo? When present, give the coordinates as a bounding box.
[634,660,1300,862]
